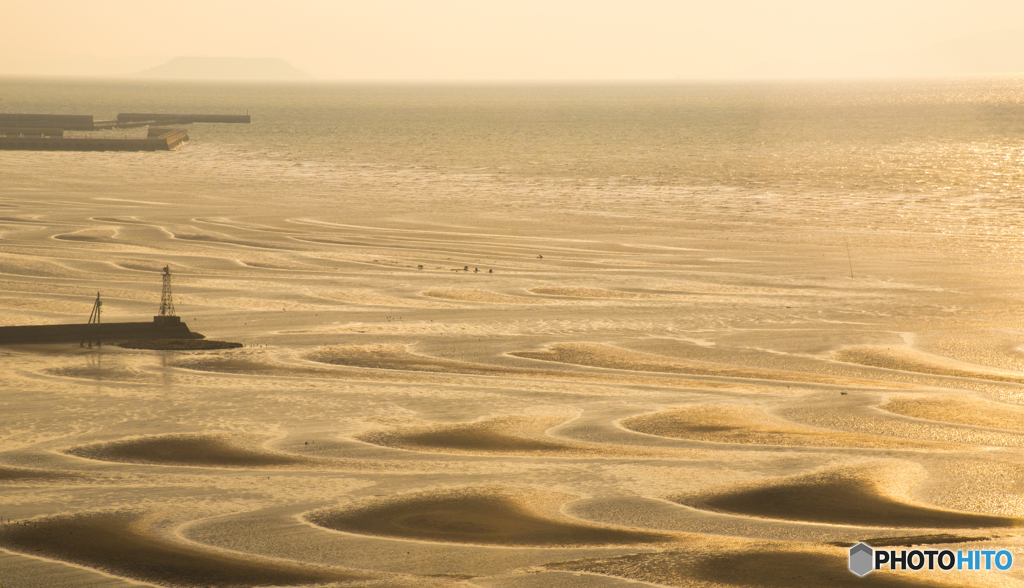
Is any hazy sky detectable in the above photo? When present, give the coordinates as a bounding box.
[5,0,1024,80]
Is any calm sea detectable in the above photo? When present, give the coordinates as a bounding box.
[3,77,1024,241]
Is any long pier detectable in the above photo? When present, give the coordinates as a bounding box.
[0,317,196,345]
[118,113,250,125]
[0,113,249,131]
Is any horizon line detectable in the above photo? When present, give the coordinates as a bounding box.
[3,72,1024,85]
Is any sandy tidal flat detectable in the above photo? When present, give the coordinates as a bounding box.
[5,79,1024,588]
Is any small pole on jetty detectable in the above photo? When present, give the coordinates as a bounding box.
[81,291,102,348]
[845,237,854,279]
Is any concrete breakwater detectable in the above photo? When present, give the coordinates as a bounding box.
[0,111,244,150]
[0,129,188,151]
[0,128,63,137]
[118,113,250,124]
[0,318,197,345]
[0,113,249,130]
[147,127,189,147]
[0,114,95,130]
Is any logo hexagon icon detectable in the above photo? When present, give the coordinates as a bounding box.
[849,542,874,576]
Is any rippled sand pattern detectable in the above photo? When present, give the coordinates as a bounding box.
[547,546,960,588]
[302,343,748,390]
[308,487,675,546]
[46,365,148,382]
[513,342,884,387]
[359,416,578,454]
[8,81,1024,588]
[318,288,454,308]
[0,467,70,483]
[358,414,674,457]
[622,405,938,449]
[422,288,549,304]
[171,355,344,378]
[64,435,311,468]
[309,343,510,375]
[674,468,1021,528]
[0,512,366,587]
[529,286,659,299]
[881,395,1024,432]
[835,346,1024,385]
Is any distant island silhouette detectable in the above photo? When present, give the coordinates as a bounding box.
[133,56,312,81]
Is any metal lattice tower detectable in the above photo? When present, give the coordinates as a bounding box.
[159,266,175,316]
[82,291,102,347]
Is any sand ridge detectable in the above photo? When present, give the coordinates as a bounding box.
[0,295,95,317]
[318,288,456,308]
[835,346,1024,385]
[913,329,1024,374]
[301,343,756,390]
[171,355,364,378]
[0,466,72,483]
[529,286,662,299]
[171,353,536,389]
[59,431,488,474]
[621,405,942,449]
[53,228,118,243]
[168,354,473,386]
[0,511,370,587]
[307,343,514,375]
[512,342,897,388]
[307,486,678,547]
[172,231,298,251]
[672,466,1022,529]
[881,394,1024,432]
[421,288,550,304]
[545,543,967,587]
[64,434,315,469]
[356,414,685,457]
[357,415,581,455]
[45,365,150,382]
[0,279,164,302]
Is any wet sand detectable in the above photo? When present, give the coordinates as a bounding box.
[675,468,1021,528]
[0,512,368,587]
[45,365,149,382]
[547,545,963,588]
[528,286,661,299]
[356,414,681,457]
[881,394,1024,431]
[309,343,520,375]
[0,467,72,483]
[307,487,676,547]
[64,434,312,468]
[512,342,891,387]
[300,343,755,390]
[358,415,584,455]
[422,288,550,304]
[6,81,1024,588]
[621,405,940,449]
[835,346,1024,385]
